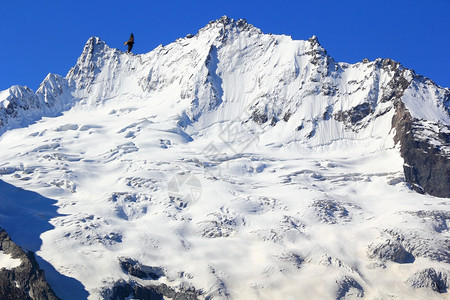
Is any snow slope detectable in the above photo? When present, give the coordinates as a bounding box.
[0,16,449,299]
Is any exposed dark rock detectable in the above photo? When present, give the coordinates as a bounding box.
[251,109,268,124]
[102,279,199,300]
[321,83,337,96]
[392,100,450,197]
[283,112,291,122]
[0,228,59,300]
[334,102,372,125]
[381,58,398,70]
[379,60,411,103]
[307,35,321,47]
[114,258,200,299]
[0,277,32,300]
[306,35,328,64]
[119,257,165,280]
[270,116,278,126]
[323,105,333,120]
[307,128,316,139]
[407,268,449,293]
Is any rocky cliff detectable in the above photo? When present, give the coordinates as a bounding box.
[0,229,58,300]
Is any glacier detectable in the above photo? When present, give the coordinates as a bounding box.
[0,16,449,299]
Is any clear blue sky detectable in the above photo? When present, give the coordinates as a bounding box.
[1,0,449,91]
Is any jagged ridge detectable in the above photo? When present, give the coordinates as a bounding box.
[0,16,448,198]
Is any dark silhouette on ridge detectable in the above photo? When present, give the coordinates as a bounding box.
[124,33,134,53]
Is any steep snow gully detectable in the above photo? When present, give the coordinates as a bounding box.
[0,16,449,299]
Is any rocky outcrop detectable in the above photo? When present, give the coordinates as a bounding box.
[334,102,373,125]
[102,280,199,300]
[119,257,165,280]
[392,100,450,197]
[368,238,415,264]
[99,257,200,300]
[407,268,449,293]
[0,228,59,300]
[369,228,449,265]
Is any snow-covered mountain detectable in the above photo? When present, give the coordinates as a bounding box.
[0,16,449,299]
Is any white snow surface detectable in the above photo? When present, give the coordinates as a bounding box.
[0,16,449,299]
[0,250,21,270]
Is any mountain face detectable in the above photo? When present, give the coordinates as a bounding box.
[0,16,449,299]
[0,228,59,300]
[1,17,448,198]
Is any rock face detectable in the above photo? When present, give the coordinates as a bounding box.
[119,257,165,280]
[392,100,450,197]
[0,229,59,300]
[107,258,199,300]
[103,280,199,300]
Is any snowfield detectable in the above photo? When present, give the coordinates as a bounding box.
[0,16,449,299]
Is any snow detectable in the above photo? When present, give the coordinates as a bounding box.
[0,17,449,299]
[0,250,21,270]
[402,79,450,123]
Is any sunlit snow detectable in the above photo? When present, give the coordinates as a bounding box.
[0,17,448,299]
[0,251,21,270]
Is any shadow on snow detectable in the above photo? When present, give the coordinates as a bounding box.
[0,179,89,299]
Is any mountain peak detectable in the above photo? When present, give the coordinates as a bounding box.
[73,36,111,70]
[66,36,121,92]
[308,35,320,46]
[86,36,103,44]
[207,15,251,29]
[196,15,262,40]
[213,15,234,25]
[79,36,111,59]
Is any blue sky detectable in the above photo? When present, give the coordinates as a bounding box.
[1,0,449,91]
